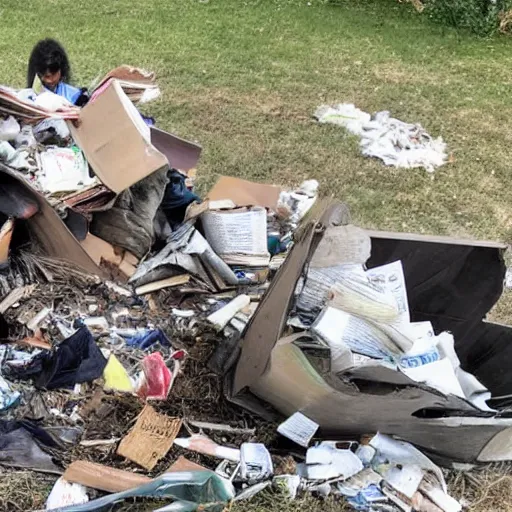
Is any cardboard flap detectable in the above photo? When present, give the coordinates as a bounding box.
[207,176,282,210]
[69,80,168,194]
[150,127,202,172]
[0,164,103,277]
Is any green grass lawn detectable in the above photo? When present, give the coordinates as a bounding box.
[1,0,512,509]
[2,0,510,244]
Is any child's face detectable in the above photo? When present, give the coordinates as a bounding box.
[40,69,62,91]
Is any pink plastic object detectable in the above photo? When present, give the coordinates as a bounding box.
[137,352,172,400]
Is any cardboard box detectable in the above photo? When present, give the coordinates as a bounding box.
[230,200,512,464]
[69,80,202,194]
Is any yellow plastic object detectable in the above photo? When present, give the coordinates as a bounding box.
[104,355,133,392]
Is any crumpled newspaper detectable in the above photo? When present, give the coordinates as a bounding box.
[314,103,447,173]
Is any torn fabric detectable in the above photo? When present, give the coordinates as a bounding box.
[90,168,168,259]
[8,327,107,390]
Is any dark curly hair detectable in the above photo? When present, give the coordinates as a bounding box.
[27,39,71,88]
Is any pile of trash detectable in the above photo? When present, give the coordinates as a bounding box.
[314,103,447,173]
[0,66,511,512]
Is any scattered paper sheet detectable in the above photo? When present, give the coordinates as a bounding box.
[315,104,447,173]
[311,225,371,268]
[312,306,403,360]
[277,412,319,447]
[367,260,410,325]
[117,405,182,470]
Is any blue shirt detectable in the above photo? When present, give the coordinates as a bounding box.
[45,81,82,105]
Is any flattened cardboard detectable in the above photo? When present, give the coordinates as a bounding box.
[207,176,282,210]
[69,80,168,194]
[64,460,151,493]
[150,127,202,172]
[117,405,182,470]
[232,200,512,463]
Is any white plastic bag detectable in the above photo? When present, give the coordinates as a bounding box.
[35,90,73,111]
[0,116,20,141]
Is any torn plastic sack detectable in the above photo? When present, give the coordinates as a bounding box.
[0,419,61,473]
[7,327,108,390]
[161,169,200,229]
[36,147,94,194]
[54,471,235,512]
[91,168,169,259]
[125,328,170,350]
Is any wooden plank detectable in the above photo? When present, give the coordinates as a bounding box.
[63,461,151,493]
[135,275,190,296]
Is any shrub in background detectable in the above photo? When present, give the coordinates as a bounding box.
[419,0,512,35]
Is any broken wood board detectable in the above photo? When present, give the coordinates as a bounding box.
[63,460,151,493]
[117,405,182,470]
[135,275,190,296]
[0,285,36,314]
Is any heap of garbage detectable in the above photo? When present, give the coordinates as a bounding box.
[0,67,511,512]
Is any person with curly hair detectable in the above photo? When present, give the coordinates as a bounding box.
[27,39,89,106]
